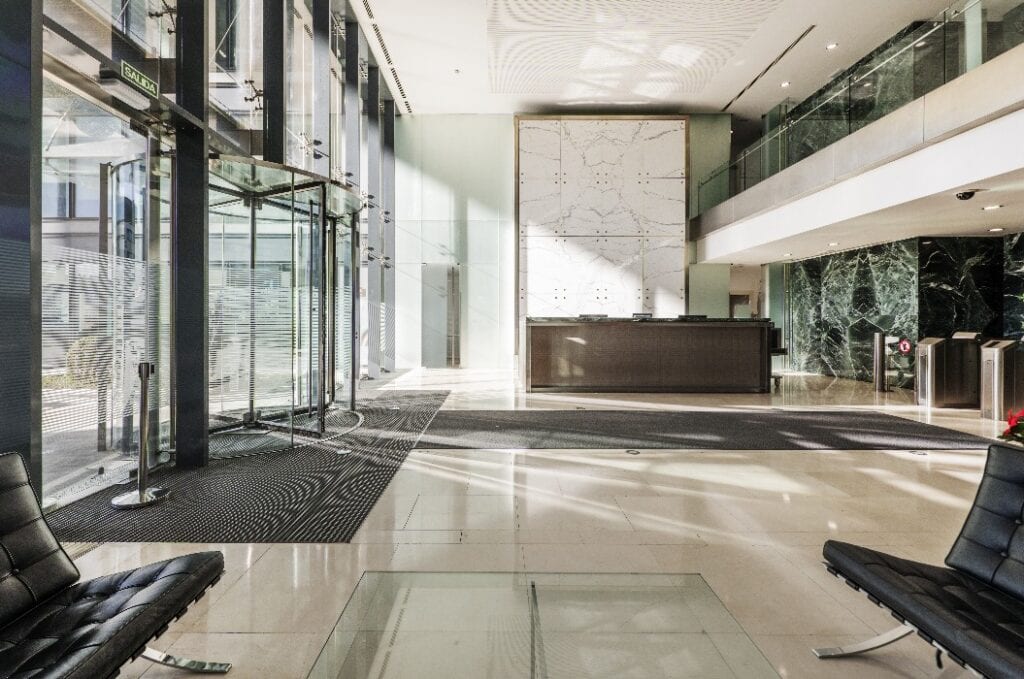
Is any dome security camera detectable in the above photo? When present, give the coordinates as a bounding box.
[956,191,977,201]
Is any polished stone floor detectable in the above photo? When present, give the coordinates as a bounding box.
[69,369,996,678]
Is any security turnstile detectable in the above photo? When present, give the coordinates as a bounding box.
[981,339,1024,420]
[916,332,982,408]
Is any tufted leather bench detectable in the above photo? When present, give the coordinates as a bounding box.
[819,443,1024,678]
[0,452,230,678]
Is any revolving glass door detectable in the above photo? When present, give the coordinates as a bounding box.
[208,157,359,458]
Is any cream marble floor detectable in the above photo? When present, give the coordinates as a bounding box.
[69,369,995,678]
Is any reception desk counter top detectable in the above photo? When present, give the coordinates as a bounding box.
[524,317,773,393]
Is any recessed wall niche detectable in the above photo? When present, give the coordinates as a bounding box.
[517,116,687,321]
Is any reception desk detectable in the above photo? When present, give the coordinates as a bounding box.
[525,317,773,393]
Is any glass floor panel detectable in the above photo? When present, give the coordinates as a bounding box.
[308,572,779,679]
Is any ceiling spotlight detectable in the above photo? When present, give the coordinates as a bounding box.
[990,228,1006,233]
[983,204,1004,211]
[781,81,791,88]
[916,41,927,48]
[826,43,839,51]
[783,252,793,257]
[828,242,839,247]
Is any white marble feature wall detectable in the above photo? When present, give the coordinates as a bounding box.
[519,118,687,318]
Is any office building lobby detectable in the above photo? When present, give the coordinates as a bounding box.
[4,0,1024,677]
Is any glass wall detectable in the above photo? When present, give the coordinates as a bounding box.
[40,77,173,508]
[210,0,265,137]
[287,0,316,170]
[697,0,1024,214]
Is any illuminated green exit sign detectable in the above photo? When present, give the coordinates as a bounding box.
[120,61,158,99]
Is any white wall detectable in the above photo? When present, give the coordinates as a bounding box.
[395,115,516,369]
[687,263,730,317]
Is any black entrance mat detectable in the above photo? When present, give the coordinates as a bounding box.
[46,390,448,543]
[418,409,992,451]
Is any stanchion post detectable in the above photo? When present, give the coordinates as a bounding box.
[111,362,170,509]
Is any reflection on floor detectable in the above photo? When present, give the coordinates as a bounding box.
[68,369,988,678]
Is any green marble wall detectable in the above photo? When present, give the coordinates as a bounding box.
[789,241,918,384]
[789,236,1005,387]
[1005,233,1024,338]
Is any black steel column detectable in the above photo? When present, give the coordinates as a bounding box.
[365,66,381,379]
[173,0,210,468]
[381,99,396,373]
[263,0,286,164]
[0,0,42,495]
[312,0,331,176]
[343,21,363,187]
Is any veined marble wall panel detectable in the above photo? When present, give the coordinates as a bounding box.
[518,120,561,178]
[521,236,642,317]
[519,178,561,236]
[643,237,686,316]
[634,178,687,236]
[1005,233,1024,338]
[518,117,686,317]
[789,241,918,386]
[919,237,1003,338]
[641,120,687,177]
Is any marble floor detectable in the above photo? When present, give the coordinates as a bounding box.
[69,369,999,678]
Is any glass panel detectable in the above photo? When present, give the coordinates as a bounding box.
[286,0,316,170]
[335,213,354,410]
[291,185,324,431]
[44,0,175,97]
[208,175,297,457]
[40,77,170,508]
[309,572,779,679]
[209,0,265,135]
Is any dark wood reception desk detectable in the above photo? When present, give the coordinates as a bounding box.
[525,317,773,393]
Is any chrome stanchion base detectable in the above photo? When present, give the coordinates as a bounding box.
[111,486,171,509]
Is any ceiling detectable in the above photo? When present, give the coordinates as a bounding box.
[722,169,1024,265]
[356,0,953,121]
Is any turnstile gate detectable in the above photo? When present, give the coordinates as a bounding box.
[916,332,982,408]
[981,339,1024,420]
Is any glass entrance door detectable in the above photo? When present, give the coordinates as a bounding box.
[207,157,361,457]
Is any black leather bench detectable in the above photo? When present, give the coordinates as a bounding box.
[0,452,231,678]
[816,443,1024,678]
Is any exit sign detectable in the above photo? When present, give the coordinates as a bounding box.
[120,61,158,99]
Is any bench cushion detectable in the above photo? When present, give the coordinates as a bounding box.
[824,539,1024,679]
[0,453,79,629]
[0,550,224,679]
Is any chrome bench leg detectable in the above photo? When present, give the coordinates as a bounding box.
[141,647,232,674]
[813,625,914,659]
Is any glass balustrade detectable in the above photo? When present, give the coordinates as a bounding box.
[697,0,1024,215]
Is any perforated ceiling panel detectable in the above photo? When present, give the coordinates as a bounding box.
[488,0,784,101]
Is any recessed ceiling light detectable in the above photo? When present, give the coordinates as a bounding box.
[828,242,839,247]
[916,41,927,48]
[454,68,461,74]
[783,253,793,257]
[990,228,1005,233]
[983,204,1004,211]
[826,43,839,51]
[781,81,791,88]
